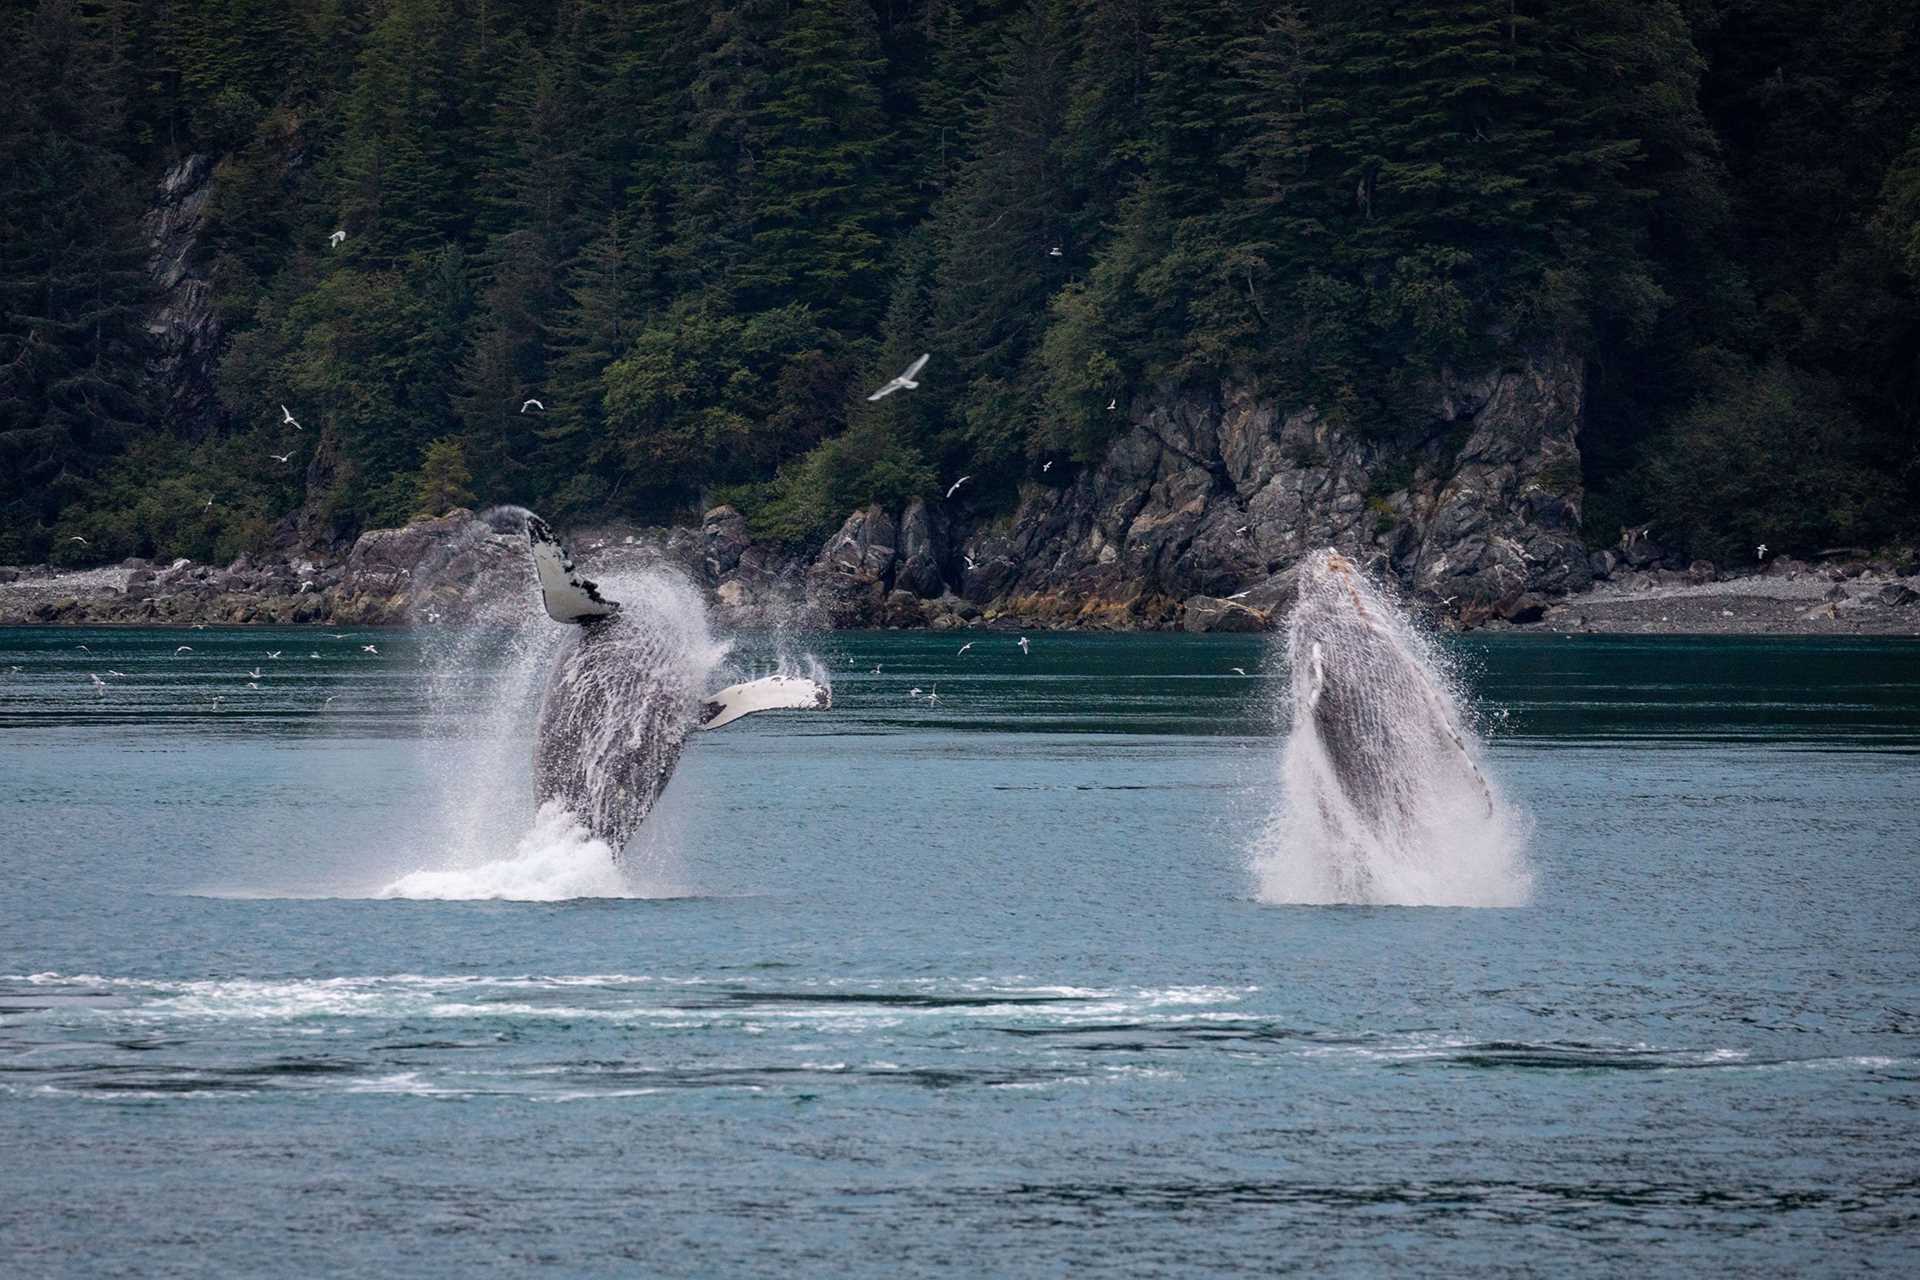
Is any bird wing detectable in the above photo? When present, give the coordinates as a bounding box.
[902,353,930,380]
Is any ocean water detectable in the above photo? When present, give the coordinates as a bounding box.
[2,624,1917,1276]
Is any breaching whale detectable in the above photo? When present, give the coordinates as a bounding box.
[524,515,829,852]
[1273,549,1509,901]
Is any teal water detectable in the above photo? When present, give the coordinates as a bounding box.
[2,626,1918,1276]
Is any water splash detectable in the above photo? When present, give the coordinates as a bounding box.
[379,802,663,901]
[1253,550,1531,907]
[382,534,762,899]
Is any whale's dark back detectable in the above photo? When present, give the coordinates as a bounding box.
[533,614,695,853]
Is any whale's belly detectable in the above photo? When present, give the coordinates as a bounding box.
[534,620,693,852]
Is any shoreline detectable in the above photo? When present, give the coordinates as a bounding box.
[6,562,1917,639]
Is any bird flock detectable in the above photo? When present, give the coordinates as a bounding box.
[45,632,387,712]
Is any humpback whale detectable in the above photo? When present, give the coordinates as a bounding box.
[524,516,829,852]
[1272,549,1515,903]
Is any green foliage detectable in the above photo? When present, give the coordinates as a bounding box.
[1636,363,1897,562]
[414,437,474,515]
[3,0,1919,567]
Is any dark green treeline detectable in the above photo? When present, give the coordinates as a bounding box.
[2,0,1916,566]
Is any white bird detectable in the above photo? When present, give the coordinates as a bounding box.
[246,668,262,679]
[308,652,320,659]
[521,399,544,413]
[323,696,335,705]
[945,476,971,500]
[1227,592,1249,600]
[107,670,126,677]
[926,686,939,704]
[1441,595,1457,606]
[211,696,224,711]
[174,646,192,655]
[281,404,301,429]
[266,651,282,659]
[957,642,974,655]
[1231,667,1248,676]
[68,536,87,545]
[1018,636,1030,654]
[1106,399,1116,411]
[329,229,345,247]
[191,623,207,630]
[909,687,922,697]
[866,353,930,401]
[964,554,978,571]
[1048,246,1062,257]
[869,664,882,675]
[361,644,378,654]
[1042,460,1053,472]
[76,644,90,653]
[327,633,352,640]
[1757,543,1768,561]
[1234,526,1250,535]
[268,452,293,464]
[89,673,106,687]
[246,681,260,690]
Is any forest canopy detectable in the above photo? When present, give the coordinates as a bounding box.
[1,0,1916,566]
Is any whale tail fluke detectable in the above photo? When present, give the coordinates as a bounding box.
[696,675,831,731]
[527,515,620,624]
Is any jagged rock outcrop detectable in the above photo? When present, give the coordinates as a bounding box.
[919,354,1591,628]
[143,154,220,433]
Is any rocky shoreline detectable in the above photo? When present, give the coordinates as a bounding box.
[5,504,1915,637]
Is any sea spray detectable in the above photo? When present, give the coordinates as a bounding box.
[381,514,800,899]
[1254,550,1531,907]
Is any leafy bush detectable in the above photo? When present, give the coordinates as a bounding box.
[1637,363,1897,562]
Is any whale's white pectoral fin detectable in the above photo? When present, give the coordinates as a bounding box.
[527,515,620,624]
[1305,642,1327,711]
[696,675,831,732]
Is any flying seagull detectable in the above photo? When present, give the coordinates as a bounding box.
[329,229,346,247]
[76,644,91,653]
[203,495,214,511]
[268,452,293,464]
[1042,460,1053,472]
[1231,667,1248,676]
[89,673,106,688]
[107,670,126,677]
[1048,246,1062,257]
[1018,636,1030,655]
[361,644,378,654]
[174,645,192,655]
[327,633,352,640]
[945,475,971,500]
[521,399,544,413]
[246,668,262,679]
[1106,399,1116,411]
[1227,591,1250,601]
[1234,525,1250,535]
[963,554,978,571]
[1756,543,1768,561]
[266,651,281,659]
[866,353,930,401]
[68,536,87,545]
[281,405,302,430]
[957,642,974,655]
[925,686,940,704]
[246,681,260,690]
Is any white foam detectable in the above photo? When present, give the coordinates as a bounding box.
[378,802,649,901]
